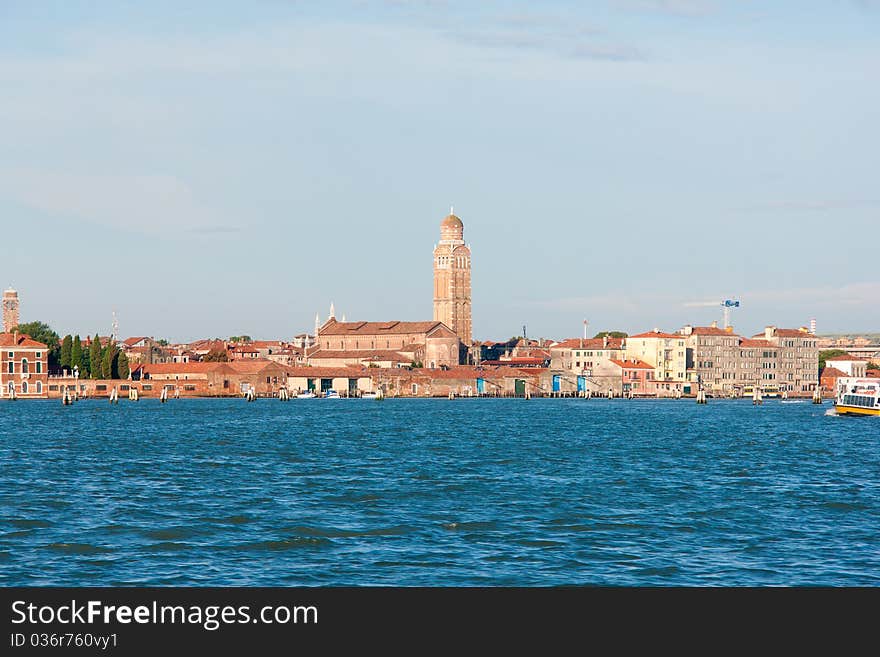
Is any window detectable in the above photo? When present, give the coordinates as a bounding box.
[36,352,41,358]
[36,381,42,394]
[36,362,42,374]
[22,381,28,393]
[21,359,29,374]
[7,362,12,374]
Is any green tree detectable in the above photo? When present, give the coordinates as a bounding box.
[867,362,879,372]
[71,335,83,374]
[202,349,229,362]
[115,350,130,379]
[89,335,103,379]
[819,349,848,370]
[229,335,252,343]
[594,331,628,339]
[60,335,73,370]
[9,321,61,371]
[101,341,117,379]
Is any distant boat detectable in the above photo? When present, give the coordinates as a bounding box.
[296,391,316,399]
[324,389,341,399]
[362,389,384,400]
[834,377,880,417]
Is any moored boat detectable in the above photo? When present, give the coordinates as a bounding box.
[834,377,880,417]
[296,391,316,399]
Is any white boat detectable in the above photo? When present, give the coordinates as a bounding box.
[362,389,384,400]
[296,391,316,399]
[324,389,341,399]
[834,377,880,417]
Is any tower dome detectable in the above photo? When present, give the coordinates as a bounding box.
[440,211,464,242]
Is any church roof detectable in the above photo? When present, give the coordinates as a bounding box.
[319,320,449,336]
[441,213,463,229]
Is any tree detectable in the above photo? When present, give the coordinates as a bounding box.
[101,341,117,379]
[9,321,61,371]
[819,349,848,370]
[116,351,130,379]
[71,335,83,375]
[202,349,229,362]
[156,338,169,346]
[229,335,252,343]
[89,335,103,379]
[594,331,628,339]
[60,335,73,370]
[867,362,879,372]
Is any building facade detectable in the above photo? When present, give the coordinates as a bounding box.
[625,330,688,391]
[0,332,49,398]
[312,318,460,368]
[2,288,20,333]
[681,324,741,393]
[433,211,472,346]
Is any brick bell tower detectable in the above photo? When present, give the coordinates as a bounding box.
[433,208,472,346]
[2,287,19,333]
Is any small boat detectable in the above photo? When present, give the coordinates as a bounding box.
[834,377,880,417]
[324,389,341,399]
[296,391,316,399]
[362,389,384,400]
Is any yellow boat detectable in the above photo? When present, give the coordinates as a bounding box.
[834,377,880,416]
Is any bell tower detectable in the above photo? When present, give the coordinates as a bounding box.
[433,209,472,345]
[2,287,19,333]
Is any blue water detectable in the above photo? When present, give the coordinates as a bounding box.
[0,398,878,586]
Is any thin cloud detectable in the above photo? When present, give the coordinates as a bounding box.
[0,168,228,237]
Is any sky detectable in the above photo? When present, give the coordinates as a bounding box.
[1,0,878,342]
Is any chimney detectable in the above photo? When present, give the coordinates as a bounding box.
[764,326,774,340]
[710,320,717,329]
[603,335,608,348]
[681,325,693,336]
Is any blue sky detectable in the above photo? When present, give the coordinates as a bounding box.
[2,0,878,341]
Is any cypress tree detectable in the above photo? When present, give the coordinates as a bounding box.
[116,351,130,380]
[60,335,73,370]
[71,336,83,374]
[101,342,116,379]
[89,335,103,379]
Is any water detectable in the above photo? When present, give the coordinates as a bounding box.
[1,398,878,586]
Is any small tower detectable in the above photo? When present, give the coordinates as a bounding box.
[433,209,472,345]
[2,287,20,333]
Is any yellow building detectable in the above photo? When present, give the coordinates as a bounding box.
[625,330,688,391]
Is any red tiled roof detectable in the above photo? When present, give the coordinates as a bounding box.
[739,339,774,348]
[690,326,738,336]
[0,333,48,349]
[609,359,654,370]
[630,331,683,340]
[753,328,811,338]
[226,359,287,373]
[122,336,149,346]
[820,366,847,378]
[319,319,447,336]
[551,338,625,350]
[825,354,867,362]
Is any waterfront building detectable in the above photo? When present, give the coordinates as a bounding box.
[592,358,655,396]
[549,336,626,376]
[625,330,688,393]
[824,354,869,378]
[0,332,49,398]
[433,210,472,346]
[681,323,741,394]
[749,326,819,394]
[2,288,20,333]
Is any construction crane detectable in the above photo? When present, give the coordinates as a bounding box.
[684,298,741,329]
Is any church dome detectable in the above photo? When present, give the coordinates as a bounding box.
[441,213,463,229]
